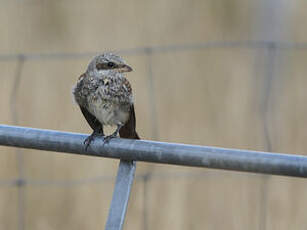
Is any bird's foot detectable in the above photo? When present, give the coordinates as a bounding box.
[84,132,104,151]
[103,125,122,144]
[103,133,118,144]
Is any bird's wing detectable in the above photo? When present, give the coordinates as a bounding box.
[80,106,103,133]
[119,104,140,139]
[121,77,132,94]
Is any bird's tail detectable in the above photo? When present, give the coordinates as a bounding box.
[119,104,140,140]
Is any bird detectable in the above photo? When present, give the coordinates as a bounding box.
[73,53,140,150]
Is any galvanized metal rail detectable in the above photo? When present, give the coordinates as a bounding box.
[1,124,307,230]
[105,160,136,230]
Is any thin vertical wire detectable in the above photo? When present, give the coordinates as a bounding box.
[145,48,159,140]
[253,1,290,228]
[10,55,25,125]
[144,48,157,230]
[258,43,277,230]
[261,44,277,153]
[10,54,26,230]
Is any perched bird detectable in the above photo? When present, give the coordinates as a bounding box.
[73,53,139,149]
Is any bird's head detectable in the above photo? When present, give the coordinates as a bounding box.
[87,52,132,76]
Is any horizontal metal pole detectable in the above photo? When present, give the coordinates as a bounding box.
[0,124,307,178]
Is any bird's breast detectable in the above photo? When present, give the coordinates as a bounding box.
[74,74,133,126]
[88,96,130,126]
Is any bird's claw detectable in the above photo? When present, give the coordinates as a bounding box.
[84,130,118,149]
[84,137,92,151]
[84,132,104,151]
[103,133,118,144]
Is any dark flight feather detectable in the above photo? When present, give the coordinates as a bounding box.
[119,104,140,139]
[80,106,104,134]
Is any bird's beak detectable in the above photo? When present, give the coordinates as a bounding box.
[119,64,133,73]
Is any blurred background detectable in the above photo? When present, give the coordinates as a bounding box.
[1,0,307,229]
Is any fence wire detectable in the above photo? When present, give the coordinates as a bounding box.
[1,40,305,230]
[1,40,307,62]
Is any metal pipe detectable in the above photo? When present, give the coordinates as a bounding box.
[0,125,307,178]
[105,160,136,230]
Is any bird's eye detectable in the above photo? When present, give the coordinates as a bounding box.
[96,63,104,70]
[107,62,116,68]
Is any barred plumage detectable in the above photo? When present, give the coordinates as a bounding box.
[73,53,139,150]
